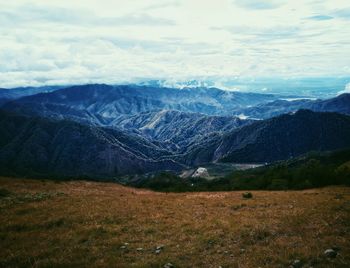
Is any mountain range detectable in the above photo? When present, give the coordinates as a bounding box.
[2,84,280,119]
[1,84,350,180]
[233,93,350,119]
[0,110,181,179]
[182,109,350,165]
[0,86,63,105]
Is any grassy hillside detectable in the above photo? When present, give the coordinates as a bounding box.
[1,177,349,267]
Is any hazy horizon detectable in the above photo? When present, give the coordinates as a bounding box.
[1,76,350,99]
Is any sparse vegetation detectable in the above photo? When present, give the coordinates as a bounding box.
[0,176,349,267]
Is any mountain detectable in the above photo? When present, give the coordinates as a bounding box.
[2,101,254,153]
[1,108,349,180]
[2,84,280,119]
[138,77,350,98]
[5,85,349,125]
[2,84,262,153]
[0,110,182,179]
[234,93,350,119]
[233,99,314,119]
[0,86,64,105]
[3,101,254,149]
[111,110,253,152]
[184,110,350,165]
[309,93,350,114]
[2,84,350,180]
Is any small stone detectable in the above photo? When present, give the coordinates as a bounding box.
[156,245,165,250]
[155,244,165,254]
[124,242,129,246]
[136,248,143,251]
[163,263,174,268]
[240,248,245,253]
[242,192,253,199]
[324,248,337,258]
[290,259,303,268]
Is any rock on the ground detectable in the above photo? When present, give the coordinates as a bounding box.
[163,263,174,268]
[290,259,303,268]
[155,245,164,254]
[324,248,337,258]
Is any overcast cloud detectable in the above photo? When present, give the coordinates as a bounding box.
[0,0,349,87]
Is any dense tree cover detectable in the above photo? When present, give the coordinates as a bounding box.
[135,150,350,192]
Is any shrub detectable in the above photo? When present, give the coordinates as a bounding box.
[242,192,253,199]
[0,188,12,198]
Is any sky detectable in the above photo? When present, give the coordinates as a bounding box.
[0,0,350,88]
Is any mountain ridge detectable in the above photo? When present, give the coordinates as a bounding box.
[183,109,350,165]
[1,84,350,180]
[0,110,183,179]
[233,93,350,119]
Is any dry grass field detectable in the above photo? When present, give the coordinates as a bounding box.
[0,176,349,268]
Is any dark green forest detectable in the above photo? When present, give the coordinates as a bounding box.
[135,149,350,192]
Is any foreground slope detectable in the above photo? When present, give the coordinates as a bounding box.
[1,177,349,267]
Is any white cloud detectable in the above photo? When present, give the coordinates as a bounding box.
[337,82,350,95]
[234,0,286,10]
[0,0,349,87]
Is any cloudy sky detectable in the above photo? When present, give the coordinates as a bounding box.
[0,0,350,87]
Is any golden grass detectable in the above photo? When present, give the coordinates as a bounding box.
[0,176,349,267]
